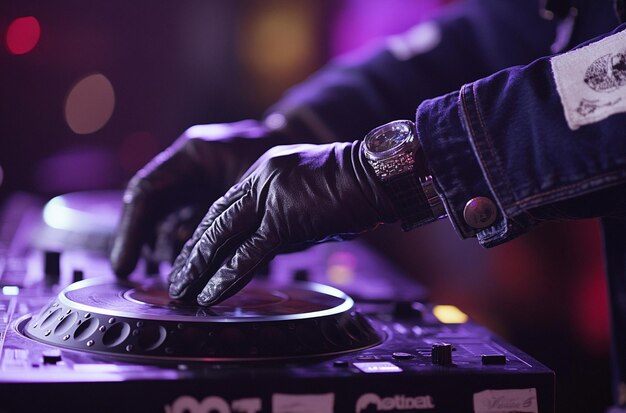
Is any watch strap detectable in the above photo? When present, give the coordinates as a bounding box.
[368,150,415,180]
[420,175,447,221]
[383,170,437,231]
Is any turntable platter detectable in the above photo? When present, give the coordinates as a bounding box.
[23,278,381,360]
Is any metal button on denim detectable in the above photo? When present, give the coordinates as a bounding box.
[463,197,497,229]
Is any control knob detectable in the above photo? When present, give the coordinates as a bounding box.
[431,343,453,366]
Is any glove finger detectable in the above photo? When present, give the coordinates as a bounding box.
[168,188,258,300]
[197,230,279,306]
[143,205,204,266]
[110,142,199,277]
[168,182,249,283]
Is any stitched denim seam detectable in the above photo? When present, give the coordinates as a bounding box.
[508,170,626,212]
[459,86,502,208]
[460,85,515,241]
[469,83,520,216]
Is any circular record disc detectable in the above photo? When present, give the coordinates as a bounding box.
[24,278,381,361]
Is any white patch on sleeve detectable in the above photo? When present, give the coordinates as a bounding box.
[551,29,626,130]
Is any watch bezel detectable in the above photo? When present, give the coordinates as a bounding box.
[363,120,417,162]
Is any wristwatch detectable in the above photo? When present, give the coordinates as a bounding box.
[362,120,446,230]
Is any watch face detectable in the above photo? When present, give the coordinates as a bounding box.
[364,120,415,161]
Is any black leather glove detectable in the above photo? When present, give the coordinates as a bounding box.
[110,120,297,277]
[168,141,398,306]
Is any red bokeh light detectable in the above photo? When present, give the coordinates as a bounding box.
[6,16,41,55]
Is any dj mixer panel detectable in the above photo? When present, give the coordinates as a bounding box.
[0,192,554,413]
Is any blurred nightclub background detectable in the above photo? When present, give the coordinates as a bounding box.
[0,0,612,410]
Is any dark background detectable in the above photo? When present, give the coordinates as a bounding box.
[0,1,612,411]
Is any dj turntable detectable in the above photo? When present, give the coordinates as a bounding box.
[0,192,555,413]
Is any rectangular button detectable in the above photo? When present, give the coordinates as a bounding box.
[481,354,507,365]
[353,362,402,373]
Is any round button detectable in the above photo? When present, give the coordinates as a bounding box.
[392,352,414,360]
[463,197,497,229]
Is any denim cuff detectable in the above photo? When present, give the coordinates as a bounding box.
[415,87,519,247]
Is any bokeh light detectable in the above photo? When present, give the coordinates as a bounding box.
[432,305,469,324]
[242,6,313,76]
[5,16,41,55]
[0,164,4,188]
[64,73,115,135]
[239,2,318,104]
[326,252,357,285]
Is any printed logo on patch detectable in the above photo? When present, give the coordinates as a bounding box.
[551,29,626,130]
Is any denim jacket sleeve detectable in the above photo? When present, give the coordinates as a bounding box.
[417,23,626,247]
[266,0,555,143]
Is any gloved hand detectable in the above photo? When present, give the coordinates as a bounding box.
[110,120,298,277]
[168,141,398,306]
